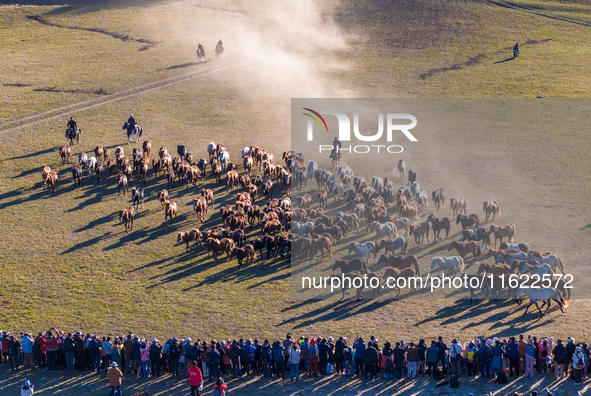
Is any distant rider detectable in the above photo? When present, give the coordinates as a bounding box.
[197,43,204,57]
[513,42,519,57]
[67,117,77,136]
[127,114,135,134]
[329,137,342,159]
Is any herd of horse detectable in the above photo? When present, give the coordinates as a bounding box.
[41,125,569,316]
[290,158,569,316]
[44,127,298,272]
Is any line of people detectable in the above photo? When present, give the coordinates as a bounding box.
[2,330,590,392]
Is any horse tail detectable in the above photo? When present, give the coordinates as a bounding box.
[496,204,501,215]
[509,224,515,242]
[458,257,465,274]
[362,260,368,274]
[476,244,482,258]
[557,256,565,274]
[403,238,408,254]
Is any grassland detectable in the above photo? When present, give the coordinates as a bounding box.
[0,0,591,395]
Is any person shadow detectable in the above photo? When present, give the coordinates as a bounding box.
[493,57,516,64]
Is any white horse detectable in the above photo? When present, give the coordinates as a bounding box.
[393,217,410,237]
[372,176,383,190]
[431,256,465,277]
[293,221,314,236]
[515,287,565,316]
[370,221,398,239]
[396,159,405,182]
[338,166,353,178]
[78,152,88,171]
[526,253,565,274]
[220,151,230,172]
[87,157,97,176]
[417,191,429,213]
[307,161,318,180]
[520,261,553,276]
[348,241,376,263]
[410,181,420,200]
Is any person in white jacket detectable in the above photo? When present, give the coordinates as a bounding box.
[572,346,586,384]
[21,380,34,396]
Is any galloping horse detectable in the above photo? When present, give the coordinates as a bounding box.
[122,122,143,144]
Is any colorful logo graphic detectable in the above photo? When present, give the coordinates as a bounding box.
[302,108,329,133]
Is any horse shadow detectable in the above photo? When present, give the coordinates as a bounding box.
[158,61,208,71]
[2,146,58,162]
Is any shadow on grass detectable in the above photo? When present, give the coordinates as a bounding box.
[157,61,210,71]
[493,57,516,64]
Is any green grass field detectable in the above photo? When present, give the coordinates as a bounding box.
[1,0,591,394]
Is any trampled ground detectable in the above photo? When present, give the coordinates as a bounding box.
[1,0,591,395]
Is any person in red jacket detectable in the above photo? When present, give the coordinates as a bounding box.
[188,360,203,396]
[35,333,47,371]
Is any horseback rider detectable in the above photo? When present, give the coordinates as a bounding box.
[66,117,77,137]
[197,43,204,56]
[127,114,135,135]
[329,137,342,159]
[513,42,519,56]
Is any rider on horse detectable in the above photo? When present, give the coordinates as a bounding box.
[329,137,342,159]
[197,43,204,56]
[127,114,135,135]
[67,117,77,137]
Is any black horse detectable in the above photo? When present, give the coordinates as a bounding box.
[332,258,368,275]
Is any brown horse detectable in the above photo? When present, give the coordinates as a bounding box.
[231,245,256,270]
[409,222,430,246]
[383,267,417,293]
[164,201,178,225]
[448,240,482,259]
[119,207,134,233]
[201,189,214,208]
[210,238,235,261]
[432,188,445,212]
[193,197,208,222]
[400,203,419,220]
[476,261,512,275]
[376,254,420,277]
[227,170,239,191]
[426,214,451,240]
[94,145,104,161]
[450,197,467,216]
[488,224,515,248]
[483,200,501,222]
[300,237,332,264]
[156,189,168,209]
[142,140,152,158]
[46,171,58,192]
[262,219,282,235]
[484,248,520,260]
[177,229,202,250]
[41,165,51,184]
[59,145,71,163]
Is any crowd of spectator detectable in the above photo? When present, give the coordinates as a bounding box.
[2,329,589,395]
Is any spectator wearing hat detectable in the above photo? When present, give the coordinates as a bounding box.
[140,341,150,377]
[150,339,162,377]
[111,339,122,369]
[525,339,536,377]
[169,337,181,376]
[553,339,566,378]
[507,336,520,377]
[572,346,585,384]
[21,380,34,396]
[22,333,34,370]
[272,340,286,379]
[353,337,366,376]
[107,362,123,396]
[449,339,462,376]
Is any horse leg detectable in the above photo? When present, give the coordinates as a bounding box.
[523,301,534,316]
[555,299,565,313]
